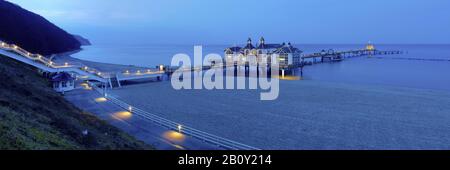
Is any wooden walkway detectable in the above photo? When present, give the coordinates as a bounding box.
[301,49,403,64]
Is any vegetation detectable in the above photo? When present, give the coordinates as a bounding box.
[0,56,152,150]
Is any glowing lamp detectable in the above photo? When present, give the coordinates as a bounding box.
[113,111,132,120]
[95,97,107,102]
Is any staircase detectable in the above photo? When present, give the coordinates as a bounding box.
[1,41,165,88]
[109,74,121,88]
[0,41,108,83]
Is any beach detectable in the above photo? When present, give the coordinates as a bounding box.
[63,86,221,150]
[108,80,450,149]
[53,50,153,73]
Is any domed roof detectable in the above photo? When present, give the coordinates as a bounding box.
[243,38,255,50]
[274,42,302,54]
[228,46,242,52]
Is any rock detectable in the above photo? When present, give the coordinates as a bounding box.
[73,34,92,46]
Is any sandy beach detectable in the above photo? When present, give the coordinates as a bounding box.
[107,79,450,149]
[53,49,154,73]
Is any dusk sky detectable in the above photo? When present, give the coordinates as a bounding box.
[8,0,450,44]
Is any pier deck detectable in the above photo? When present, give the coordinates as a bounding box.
[301,49,403,64]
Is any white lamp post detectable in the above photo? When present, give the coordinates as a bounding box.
[177,125,182,133]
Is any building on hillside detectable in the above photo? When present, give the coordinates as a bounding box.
[224,37,303,67]
[51,72,75,93]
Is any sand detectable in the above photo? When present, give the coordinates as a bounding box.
[108,80,450,149]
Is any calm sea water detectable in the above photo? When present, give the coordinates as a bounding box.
[72,44,450,91]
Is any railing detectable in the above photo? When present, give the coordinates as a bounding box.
[119,70,165,78]
[0,41,113,78]
[0,41,168,81]
[87,82,260,150]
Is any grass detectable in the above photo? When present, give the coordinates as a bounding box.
[0,55,152,150]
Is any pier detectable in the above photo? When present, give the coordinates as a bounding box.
[291,45,403,77]
[300,48,403,65]
[165,44,404,78]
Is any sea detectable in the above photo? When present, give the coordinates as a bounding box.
[73,44,450,91]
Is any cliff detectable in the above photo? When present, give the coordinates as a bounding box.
[73,34,92,46]
[0,1,81,55]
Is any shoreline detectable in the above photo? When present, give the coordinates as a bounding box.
[53,48,153,73]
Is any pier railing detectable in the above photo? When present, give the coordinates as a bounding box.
[87,82,260,150]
